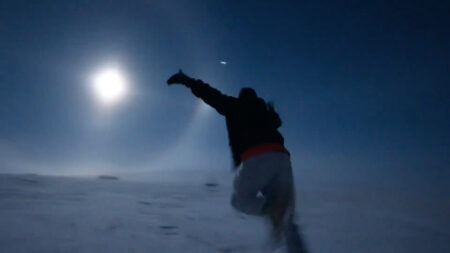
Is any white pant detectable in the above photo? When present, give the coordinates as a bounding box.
[231,152,307,253]
[232,152,295,215]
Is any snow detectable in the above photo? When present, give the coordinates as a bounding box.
[0,171,448,253]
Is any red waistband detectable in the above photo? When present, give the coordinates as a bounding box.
[241,143,290,161]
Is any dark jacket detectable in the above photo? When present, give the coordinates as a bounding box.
[187,79,285,167]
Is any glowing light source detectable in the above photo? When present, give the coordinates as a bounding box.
[92,68,128,105]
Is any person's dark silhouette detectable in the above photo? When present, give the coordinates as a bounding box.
[167,70,308,253]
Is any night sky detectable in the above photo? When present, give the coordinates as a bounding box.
[1,1,448,191]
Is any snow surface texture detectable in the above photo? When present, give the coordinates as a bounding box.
[0,172,448,253]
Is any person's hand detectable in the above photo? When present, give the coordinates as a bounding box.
[167,69,192,86]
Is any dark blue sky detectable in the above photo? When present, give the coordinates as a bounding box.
[1,1,448,190]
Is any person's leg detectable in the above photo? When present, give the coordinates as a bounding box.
[231,153,278,216]
[283,213,309,253]
[261,153,294,237]
[276,155,308,253]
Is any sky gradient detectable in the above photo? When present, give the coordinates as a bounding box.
[1,0,449,191]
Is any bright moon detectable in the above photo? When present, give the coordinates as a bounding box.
[92,68,128,105]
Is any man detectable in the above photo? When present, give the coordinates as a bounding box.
[167,70,308,253]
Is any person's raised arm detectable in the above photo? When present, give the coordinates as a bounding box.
[167,70,234,115]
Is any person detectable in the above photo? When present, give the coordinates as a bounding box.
[167,70,308,253]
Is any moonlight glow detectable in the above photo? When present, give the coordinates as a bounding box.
[92,68,128,105]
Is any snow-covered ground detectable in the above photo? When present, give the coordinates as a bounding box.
[0,171,448,253]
